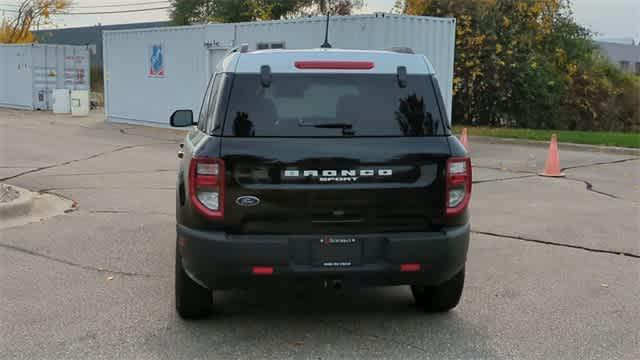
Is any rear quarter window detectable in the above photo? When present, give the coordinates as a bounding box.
[222,74,447,137]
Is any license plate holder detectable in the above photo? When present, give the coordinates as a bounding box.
[312,236,362,267]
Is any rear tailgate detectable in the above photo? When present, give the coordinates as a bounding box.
[218,70,452,234]
[221,137,450,234]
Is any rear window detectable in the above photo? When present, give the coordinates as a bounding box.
[222,74,446,137]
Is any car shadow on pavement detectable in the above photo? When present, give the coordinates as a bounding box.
[144,287,497,359]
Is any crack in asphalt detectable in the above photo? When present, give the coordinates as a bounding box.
[473,174,538,184]
[3,114,182,143]
[38,186,175,191]
[36,169,175,177]
[562,157,639,171]
[470,170,623,201]
[119,128,183,142]
[0,242,161,277]
[472,230,639,259]
[472,165,537,174]
[564,177,620,200]
[474,159,636,201]
[88,210,173,217]
[0,143,175,182]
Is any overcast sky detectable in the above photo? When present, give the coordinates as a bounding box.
[0,0,638,42]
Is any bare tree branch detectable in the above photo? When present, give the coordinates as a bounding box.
[1,0,72,43]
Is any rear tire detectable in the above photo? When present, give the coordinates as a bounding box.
[411,267,465,312]
[175,246,213,319]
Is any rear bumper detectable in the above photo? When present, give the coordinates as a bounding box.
[177,223,470,290]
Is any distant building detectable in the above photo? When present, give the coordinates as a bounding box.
[33,22,170,69]
[596,37,635,45]
[597,41,640,75]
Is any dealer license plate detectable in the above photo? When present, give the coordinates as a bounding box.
[312,236,362,267]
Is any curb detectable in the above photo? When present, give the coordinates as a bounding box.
[469,136,640,156]
[0,184,35,219]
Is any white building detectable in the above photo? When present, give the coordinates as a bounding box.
[0,44,90,110]
[103,14,456,126]
[597,41,640,75]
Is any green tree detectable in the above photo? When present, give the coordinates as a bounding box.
[397,0,640,131]
[171,0,362,25]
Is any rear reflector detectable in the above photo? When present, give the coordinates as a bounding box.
[252,266,274,275]
[400,263,421,272]
[294,61,375,70]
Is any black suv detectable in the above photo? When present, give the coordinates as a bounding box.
[170,48,471,318]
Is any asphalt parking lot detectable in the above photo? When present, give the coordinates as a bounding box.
[1,109,638,360]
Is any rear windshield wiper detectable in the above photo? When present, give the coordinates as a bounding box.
[309,123,352,129]
[298,120,355,135]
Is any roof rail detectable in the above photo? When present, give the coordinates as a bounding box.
[387,47,415,54]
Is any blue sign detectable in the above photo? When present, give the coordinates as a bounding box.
[149,44,164,77]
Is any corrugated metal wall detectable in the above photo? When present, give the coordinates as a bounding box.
[104,25,235,125]
[103,14,455,126]
[34,22,170,69]
[31,45,90,110]
[0,46,33,109]
[0,44,90,110]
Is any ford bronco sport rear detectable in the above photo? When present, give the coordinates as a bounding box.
[170,49,471,318]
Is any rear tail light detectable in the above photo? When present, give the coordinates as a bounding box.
[446,157,472,216]
[189,157,224,219]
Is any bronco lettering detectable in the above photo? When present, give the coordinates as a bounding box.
[283,169,393,181]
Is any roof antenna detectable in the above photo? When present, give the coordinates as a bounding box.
[320,13,332,48]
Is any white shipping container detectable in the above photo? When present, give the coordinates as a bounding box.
[103,14,455,126]
[0,44,90,111]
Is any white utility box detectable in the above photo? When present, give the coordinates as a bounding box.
[71,90,89,116]
[52,89,71,113]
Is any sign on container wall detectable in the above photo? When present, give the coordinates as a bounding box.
[64,55,88,86]
[149,44,165,77]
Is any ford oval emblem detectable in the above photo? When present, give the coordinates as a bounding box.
[236,196,260,207]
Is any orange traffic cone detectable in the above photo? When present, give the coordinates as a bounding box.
[539,134,565,177]
[460,128,470,151]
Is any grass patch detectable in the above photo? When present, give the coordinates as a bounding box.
[453,126,640,148]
